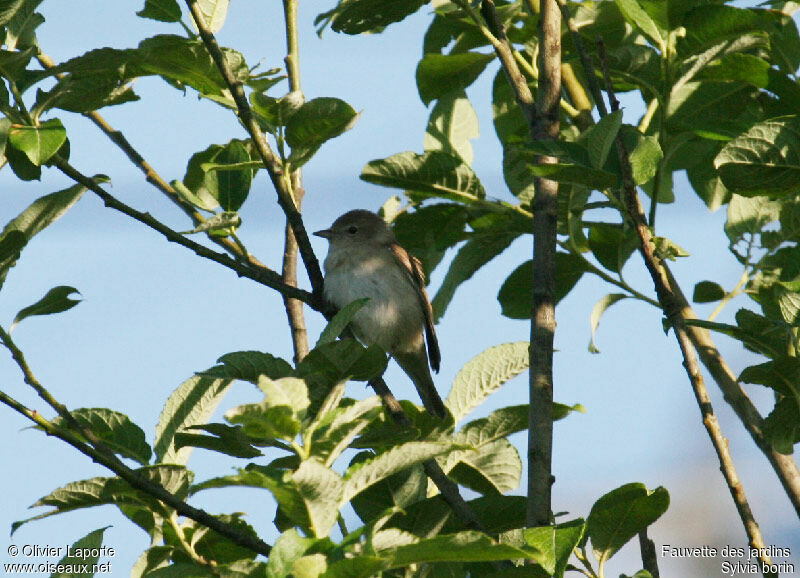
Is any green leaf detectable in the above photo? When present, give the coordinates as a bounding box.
[205,350,293,382]
[316,0,427,35]
[0,182,86,289]
[8,118,67,166]
[391,204,469,278]
[293,460,344,537]
[498,252,588,319]
[447,437,521,495]
[0,46,36,81]
[10,285,80,331]
[154,374,234,464]
[210,141,252,211]
[763,397,800,455]
[250,90,304,130]
[37,73,139,114]
[614,0,666,52]
[182,141,255,212]
[523,519,585,578]
[137,0,182,22]
[587,483,669,563]
[588,293,628,353]
[265,529,316,578]
[285,97,359,168]
[316,298,369,346]
[583,110,623,169]
[54,527,108,576]
[51,408,151,465]
[226,377,309,441]
[739,357,800,399]
[387,531,541,567]
[193,0,229,33]
[588,222,638,273]
[138,34,248,96]
[724,194,781,243]
[416,52,495,106]
[342,441,462,503]
[310,396,382,465]
[667,81,758,137]
[715,115,800,196]
[174,423,262,459]
[527,162,618,189]
[4,0,44,51]
[423,89,479,165]
[432,231,518,322]
[0,0,26,26]
[446,342,529,424]
[13,465,192,533]
[362,150,486,201]
[693,281,726,303]
[298,339,388,383]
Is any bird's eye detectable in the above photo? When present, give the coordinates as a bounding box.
[347,225,358,235]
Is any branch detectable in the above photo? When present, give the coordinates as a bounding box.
[51,156,316,307]
[0,326,271,556]
[0,387,271,556]
[183,0,324,297]
[638,529,660,578]
[525,0,560,528]
[598,40,774,569]
[280,0,310,363]
[367,375,491,536]
[34,54,275,271]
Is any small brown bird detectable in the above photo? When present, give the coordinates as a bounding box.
[314,210,446,418]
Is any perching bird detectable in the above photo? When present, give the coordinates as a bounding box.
[314,209,446,418]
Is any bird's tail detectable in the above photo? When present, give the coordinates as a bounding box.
[393,351,447,418]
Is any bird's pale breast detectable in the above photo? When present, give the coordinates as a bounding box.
[323,247,424,355]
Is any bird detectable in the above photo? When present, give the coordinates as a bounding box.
[314,209,446,418]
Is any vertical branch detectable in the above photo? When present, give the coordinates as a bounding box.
[281,0,309,362]
[184,0,325,297]
[598,40,774,572]
[638,529,660,578]
[527,0,560,527]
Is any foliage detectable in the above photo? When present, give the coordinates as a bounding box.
[0,0,798,576]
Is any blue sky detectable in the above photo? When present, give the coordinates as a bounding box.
[0,1,797,575]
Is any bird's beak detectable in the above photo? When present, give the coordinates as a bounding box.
[313,228,332,239]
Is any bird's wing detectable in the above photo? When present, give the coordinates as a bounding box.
[389,243,441,372]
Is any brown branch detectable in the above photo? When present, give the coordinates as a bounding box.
[34,53,275,274]
[478,0,537,128]
[280,0,310,363]
[556,3,800,519]
[555,0,607,117]
[367,374,490,535]
[638,529,660,578]
[525,0,560,528]
[0,387,271,557]
[183,0,324,297]
[669,266,800,519]
[598,39,773,572]
[51,156,316,307]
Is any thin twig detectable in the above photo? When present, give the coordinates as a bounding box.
[34,53,272,271]
[51,156,316,307]
[183,0,324,297]
[0,387,271,556]
[556,0,800,523]
[281,0,310,363]
[555,0,607,117]
[598,39,774,573]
